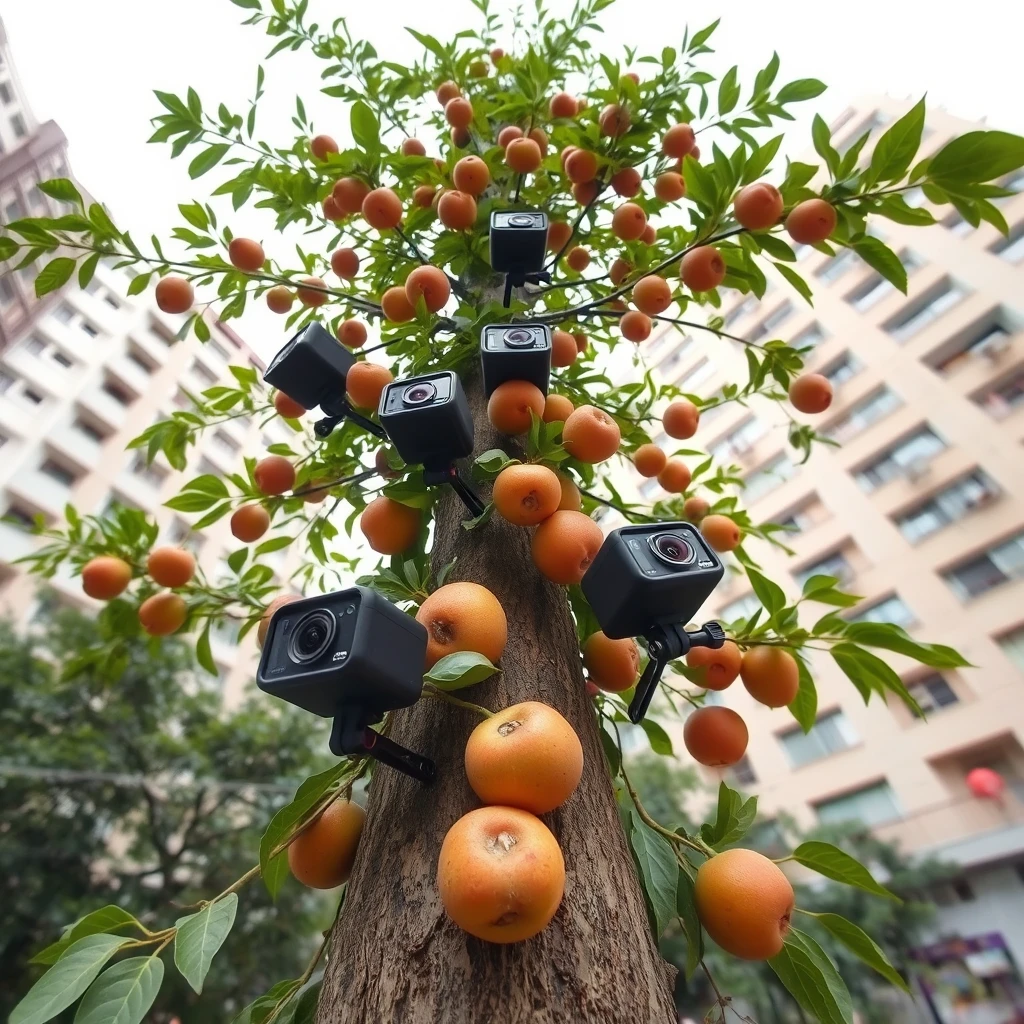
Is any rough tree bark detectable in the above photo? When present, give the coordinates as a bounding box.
[319,288,677,1023]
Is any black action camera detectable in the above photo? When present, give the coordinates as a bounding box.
[378,371,485,517]
[263,323,385,440]
[479,323,551,398]
[490,209,548,276]
[257,586,435,782]
[581,522,727,724]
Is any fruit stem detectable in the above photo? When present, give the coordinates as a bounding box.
[620,760,710,857]
[421,683,495,719]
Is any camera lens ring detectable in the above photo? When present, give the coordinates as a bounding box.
[508,213,535,227]
[504,327,536,348]
[287,610,337,664]
[647,532,695,567]
[402,381,437,406]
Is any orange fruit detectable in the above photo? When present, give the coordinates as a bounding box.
[654,172,686,203]
[658,460,691,493]
[733,182,784,231]
[492,464,561,526]
[789,373,833,414]
[680,246,726,292]
[413,185,436,208]
[620,310,652,343]
[562,405,621,463]
[257,592,303,648]
[633,443,667,478]
[551,328,578,367]
[599,103,630,137]
[333,177,370,214]
[610,258,633,285]
[490,47,505,64]
[684,706,748,766]
[416,581,507,668]
[310,134,338,160]
[572,180,600,206]
[436,81,461,106]
[288,800,365,889]
[531,510,603,585]
[228,237,265,272]
[359,496,420,555]
[663,400,700,439]
[146,546,195,589]
[546,221,573,252]
[560,145,578,169]
[556,472,581,512]
[465,701,583,813]
[445,96,474,129]
[701,514,742,552]
[401,137,427,157]
[694,849,794,961]
[231,504,270,543]
[740,646,800,707]
[543,394,574,423]
[641,222,657,245]
[785,198,837,244]
[362,187,403,230]
[450,126,471,149]
[437,190,477,230]
[505,138,543,174]
[337,319,368,349]
[497,126,523,149]
[453,155,490,195]
[330,247,359,280]
[611,166,641,198]
[296,276,329,307]
[254,455,296,496]
[138,592,187,637]
[374,448,402,479]
[663,124,696,159]
[632,275,672,315]
[549,92,578,119]
[528,127,549,156]
[381,286,416,323]
[566,246,591,272]
[487,380,545,435]
[322,195,343,221]
[573,332,588,354]
[611,203,647,241]
[583,631,640,692]
[437,805,565,943]
[274,390,306,418]
[405,265,451,313]
[469,60,488,78]
[346,362,393,411]
[81,556,132,601]
[686,641,742,691]
[683,495,710,522]
[565,149,598,184]
[155,276,193,314]
[265,286,293,314]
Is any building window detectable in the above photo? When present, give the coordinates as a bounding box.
[208,339,232,361]
[23,387,44,405]
[103,294,120,310]
[166,517,206,554]
[887,283,967,342]
[0,370,14,394]
[126,351,154,375]
[655,341,694,378]
[749,301,794,341]
[676,359,717,392]
[846,252,922,314]
[790,322,827,350]
[4,504,36,530]
[53,303,75,324]
[815,780,901,827]
[102,381,133,406]
[5,198,25,223]
[212,430,241,456]
[944,532,1024,600]
[39,459,77,487]
[816,248,860,283]
[848,594,916,628]
[998,627,1024,672]
[728,756,758,786]
[780,711,859,768]
[821,353,860,388]
[794,550,853,588]
[976,369,1024,419]
[710,417,768,461]
[639,478,660,499]
[719,592,762,622]
[777,505,816,536]
[10,112,27,138]
[0,431,7,448]
[943,210,975,237]
[73,418,106,443]
[743,453,796,503]
[934,321,1014,373]
[128,452,168,487]
[24,335,46,356]
[0,81,12,105]
[838,111,890,154]
[825,388,901,443]
[80,321,99,338]
[855,427,947,492]
[189,359,217,386]
[0,275,15,305]
[907,674,959,713]
[723,296,757,327]
[197,457,220,478]
[991,228,1024,265]
[895,472,999,543]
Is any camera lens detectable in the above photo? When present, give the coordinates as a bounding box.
[402,381,437,406]
[504,328,535,348]
[288,610,336,664]
[509,213,535,227]
[648,533,695,567]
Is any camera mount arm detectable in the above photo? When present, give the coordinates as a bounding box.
[423,465,488,518]
[315,396,388,440]
[629,621,727,724]
[330,708,436,784]
[502,270,553,308]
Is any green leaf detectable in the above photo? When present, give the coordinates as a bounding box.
[741,135,784,186]
[747,567,784,615]
[32,907,142,966]
[769,928,854,1024]
[34,257,76,298]
[688,18,719,49]
[629,812,678,937]
[227,547,248,574]
[832,642,923,714]
[164,492,218,513]
[776,79,827,104]
[424,651,499,691]
[0,236,18,261]
[789,656,818,732]
[811,114,840,179]
[682,154,719,211]
[800,573,860,608]
[675,869,703,979]
[774,262,814,304]
[843,621,969,668]
[350,100,380,156]
[868,97,925,184]
[229,0,262,7]
[811,913,911,992]
[174,894,238,994]
[639,717,673,755]
[187,144,230,179]
[39,177,84,205]
[255,535,293,555]
[195,622,217,675]
[929,130,1024,187]
[77,252,100,289]
[700,781,757,848]
[792,841,899,900]
[852,237,907,294]
[73,957,164,1024]
[717,66,740,116]
[11,935,125,1024]
[473,448,513,475]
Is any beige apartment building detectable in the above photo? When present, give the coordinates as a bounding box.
[0,16,295,707]
[610,97,1024,972]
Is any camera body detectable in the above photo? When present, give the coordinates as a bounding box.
[479,324,551,398]
[256,586,427,720]
[581,522,724,639]
[378,370,474,470]
[263,322,354,412]
[490,209,548,276]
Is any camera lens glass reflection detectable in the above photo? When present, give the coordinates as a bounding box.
[509,214,535,227]
[288,610,336,663]
[648,533,694,567]
[504,328,535,348]
[402,382,437,406]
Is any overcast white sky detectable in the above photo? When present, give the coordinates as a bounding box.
[3,0,1022,357]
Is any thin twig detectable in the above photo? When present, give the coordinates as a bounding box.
[422,682,495,719]
[579,487,660,523]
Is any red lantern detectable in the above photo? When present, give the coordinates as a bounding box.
[967,767,1005,799]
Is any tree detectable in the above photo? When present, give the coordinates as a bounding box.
[4,1,1023,1021]
[0,602,333,1022]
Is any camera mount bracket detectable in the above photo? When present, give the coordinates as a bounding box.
[502,270,553,307]
[329,707,436,784]
[314,395,388,440]
[630,621,727,724]
[423,464,488,518]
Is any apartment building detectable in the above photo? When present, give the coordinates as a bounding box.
[611,98,1024,970]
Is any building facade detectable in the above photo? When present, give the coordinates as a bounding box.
[613,98,1024,976]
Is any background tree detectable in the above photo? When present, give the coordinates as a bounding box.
[0,601,333,1022]
[4,0,1023,1022]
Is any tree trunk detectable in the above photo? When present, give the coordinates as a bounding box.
[318,368,677,1024]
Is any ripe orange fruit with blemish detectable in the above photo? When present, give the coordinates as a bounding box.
[465,701,583,814]
[701,514,742,552]
[654,172,686,202]
[498,125,523,148]
[551,329,578,367]
[543,394,573,423]
[565,149,598,184]
[322,195,343,221]
[572,180,600,205]
[686,641,742,691]
[381,286,416,323]
[331,247,359,280]
[556,471,582,511]
[562,405,620,463]
[680,246,726,292]
[82,556,132,601]
[359,496,420,555]
[583,631,640,692]
[274,390,306,418]
[337,319,368,349]
[266,286,293,314]
[641,223,657,245]
[566,246,590,272]
[333,177,370,214]
[620,310,652,343]
[610,258,632,285]
[683,495,710,523]
[297,277,328,307]
[531,510,603,585]
[346,362,393,410]
[549,92,578,119]
[487,380,545,434]
[599,103,630,137]
[155,276,194,314]
[658,459,691,493]
[138,592,187,637]
[413,185,436,209]
[310,135,338,160]
[733,182,784,231]
[288,800,365,889]
[547,221,572,252]
[740,646,800,707]
[684,706,748,766]
[453,155,490,195]
[437,190,477,230]
[663,123,695,159]
[529,128,549,156]
[231,505,270,543]
[416,581,507,668]
[632,275,672,315]
[401,138,427,157]
[436,80,460,106]
[255,455,296,496]
[362,187,403,230]
[405,265,451,313]
[573,332,588,354]
[146,547,195,589]
[493,464,561,527]
[445,96,474,129]
[663,400,700,439]
[789,373,833,414]
[633,444,666,478]
[228,237,265,272]
[437,805,565,944]
[785,198,837,244]
[611,203,647,241]
[611,167,641,197]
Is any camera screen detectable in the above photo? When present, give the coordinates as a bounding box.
[625,529,715,578]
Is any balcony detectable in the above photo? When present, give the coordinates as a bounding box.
[128,329,171,368]
[113,471,162,512]
[7,469,73,519]
[3,348,67,397]
[0,519,38,566]
[106,354,152,397]
[46,427,103,473]
[76,385,130,432]
[874,794,1024,858]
